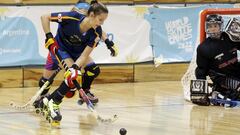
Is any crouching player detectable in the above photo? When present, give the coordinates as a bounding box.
[190,14,240,107]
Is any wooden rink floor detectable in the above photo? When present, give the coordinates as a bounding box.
[0,81,240,135]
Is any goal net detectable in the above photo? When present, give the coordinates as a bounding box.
[181,8,240,101]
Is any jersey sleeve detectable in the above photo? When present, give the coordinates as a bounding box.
[86,27,102,48]
[195,44,210,79]
[50,11,82,24]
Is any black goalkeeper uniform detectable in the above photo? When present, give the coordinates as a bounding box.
[195,32,240,99]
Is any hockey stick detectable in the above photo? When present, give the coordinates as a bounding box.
[10,67,62,110]
[52,47,118,123]
[210,98,240,108]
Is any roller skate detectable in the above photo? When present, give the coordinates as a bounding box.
[41,97,50,118]
[77,89,98,106]
[33,94,49,114]
[45,98,62,127]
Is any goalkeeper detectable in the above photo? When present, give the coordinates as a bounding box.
[194,14,240,106]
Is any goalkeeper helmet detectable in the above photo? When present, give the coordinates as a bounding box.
[225,17,240,42]
[205,14,224,39]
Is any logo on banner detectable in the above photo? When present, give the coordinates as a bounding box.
[2,29,30,37]
[134,7,148,17]
[165,17,193,52]
[0,8,9,20]
[0,15,43,66]
[0,48,21,55]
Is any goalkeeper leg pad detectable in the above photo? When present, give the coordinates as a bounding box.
[190,79,210,106]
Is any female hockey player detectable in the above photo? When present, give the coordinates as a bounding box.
[39,1,109,125]
[34,0,118,109]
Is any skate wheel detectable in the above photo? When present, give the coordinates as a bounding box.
[46,115,50,121]
[77,100,84,105]
[42,111,46,117]
[48,117,52,123]
[35,108,41,114]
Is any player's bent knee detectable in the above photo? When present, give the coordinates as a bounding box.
[84,63,100,78]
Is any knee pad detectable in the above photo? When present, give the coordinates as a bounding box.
[82,63,100,90]
[39,77,53,95]
[84,63,100,78]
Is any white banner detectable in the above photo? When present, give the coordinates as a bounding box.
[0,5,153,66]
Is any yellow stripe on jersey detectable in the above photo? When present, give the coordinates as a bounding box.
[50,16,80,21]
[92,30,100,48]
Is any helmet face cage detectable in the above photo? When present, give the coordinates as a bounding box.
[205,14,224,38]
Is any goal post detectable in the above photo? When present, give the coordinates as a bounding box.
[181,8,240,101]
